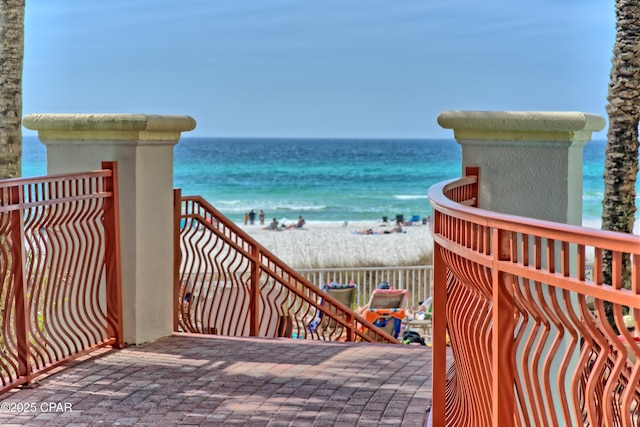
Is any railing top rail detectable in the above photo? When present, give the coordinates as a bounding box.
[0,169,112,188]
[429,178,640,254]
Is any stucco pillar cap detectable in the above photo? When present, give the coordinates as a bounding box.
[437,110,606,143]
[23,113,197,142]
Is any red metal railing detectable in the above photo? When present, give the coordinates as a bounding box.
[173,190,398,344]
[429,169,640,426]
[0,162,123,395]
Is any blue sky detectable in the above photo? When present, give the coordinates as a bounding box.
[23,0,614,138]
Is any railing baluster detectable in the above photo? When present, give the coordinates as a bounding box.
[173,189,182,332]
[431,241,447,426]
[10,185,31,384]
[492,228,516,426]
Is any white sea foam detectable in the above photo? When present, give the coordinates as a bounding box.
[582,218,640,235]
[214,200,327,213]
[582,193,604,200]
[393,195,429,200]
[581,219,602,230]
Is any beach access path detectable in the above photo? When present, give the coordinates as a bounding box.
[0,334,447,426]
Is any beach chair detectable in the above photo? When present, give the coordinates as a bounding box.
[362,289,409,339]
[308,282,357,335]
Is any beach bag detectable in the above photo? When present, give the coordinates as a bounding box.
[401,330,426,346]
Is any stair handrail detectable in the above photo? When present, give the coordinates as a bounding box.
[174,189,400,343]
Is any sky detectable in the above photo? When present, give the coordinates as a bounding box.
[23,0,615,139]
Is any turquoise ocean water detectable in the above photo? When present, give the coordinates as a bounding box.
[21,135,638,227]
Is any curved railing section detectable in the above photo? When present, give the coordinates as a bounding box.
[0,162,123,395]
[173,190,398,344]
[429,171,640,426]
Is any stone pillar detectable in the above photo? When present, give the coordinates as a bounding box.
[23,114,196,344]
[437,111,605,225]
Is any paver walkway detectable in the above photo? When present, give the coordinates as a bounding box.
[0,334,433,426]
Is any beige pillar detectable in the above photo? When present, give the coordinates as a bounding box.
[437,111,605,225]
[23,114,196,344]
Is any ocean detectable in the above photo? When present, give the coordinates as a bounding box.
[21,135,638,228]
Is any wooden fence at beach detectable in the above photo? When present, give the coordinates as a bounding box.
[0,162,123,396]
[297,265,432,309]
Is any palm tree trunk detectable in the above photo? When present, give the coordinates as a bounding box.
[602,0,640,329]
[0,0,25,179]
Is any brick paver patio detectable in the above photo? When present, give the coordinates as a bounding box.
[0,334,434,426]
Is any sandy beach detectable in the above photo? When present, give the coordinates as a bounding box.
[239,220,434,269]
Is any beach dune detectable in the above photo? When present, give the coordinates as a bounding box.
[240,221,434,269]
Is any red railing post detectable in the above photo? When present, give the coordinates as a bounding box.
[102,162,124,348]
[249,245,261,336]
[431,229,448,425]
[491,228,515,425]
[10,185,32,383]
[173,189,182,333]
[102,161,124,347]
[465,166,479,207]
[344,311,354,342]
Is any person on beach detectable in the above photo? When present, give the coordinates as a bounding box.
[405,297,433,320]
[355,282,392,314]
[355,223,402,235]
[286,215,306,229]
[244,212,248,225]
[358,228,377,234]
[265,218,279,230]
[259,210,265,225]
[384,220,403,234]
[248,209,256,225]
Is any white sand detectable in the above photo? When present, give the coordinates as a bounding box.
[239,220,434,269]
